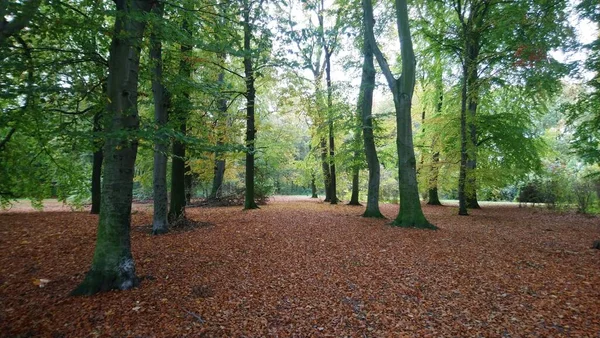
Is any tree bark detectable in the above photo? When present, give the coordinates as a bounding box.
[150,3,169,234]
[465,43,481,209]
[168,18,191,222]
[90,111,103,215]
[243,0,259,210]
[363,0,434,228]
[72,0,152,296]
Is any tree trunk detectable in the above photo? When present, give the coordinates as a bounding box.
[209,65,228,200]
[325,53,338,204]
[184,163,192,204]
[150,4,169,235]
[348,167,361,205]
[90,111,103,215]
[211,157,226,199]
[320,137,331,202]
[243,0,259,210]
[427,73,443,206]
[72,0,151,296]
[168,18,191,222]
[169,121,186,221]
[427,152,442,205]
[465,45,481,209]
[363,0,435,228]
[458,59,469,216]
[358,29,382,216]
[311,172,318,198]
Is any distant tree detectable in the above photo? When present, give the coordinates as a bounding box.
[417,0,574,215]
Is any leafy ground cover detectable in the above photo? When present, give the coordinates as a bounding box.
[0,196,599,336]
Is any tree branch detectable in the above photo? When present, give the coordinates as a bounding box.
[0,127,16,151]
[363,0,397,91]
[0,0,41,45]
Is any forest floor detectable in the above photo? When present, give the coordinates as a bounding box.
[1,196,599,337]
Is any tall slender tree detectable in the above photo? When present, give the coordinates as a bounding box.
[150,2,170,234]
[169,10,192,222]
[242,0,261,210]
[358,10,383,217]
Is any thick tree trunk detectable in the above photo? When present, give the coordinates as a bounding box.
[243,1,259,210]
[168,16,191,222]
[90,111,103,215]
[150,5,169,235]
[359,33,382,217]
[72,0,151,296]
[363,0,434,228]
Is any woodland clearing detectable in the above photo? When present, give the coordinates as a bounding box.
[0,197,599,337]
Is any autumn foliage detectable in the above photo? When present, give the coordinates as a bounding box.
[0,197,599,336]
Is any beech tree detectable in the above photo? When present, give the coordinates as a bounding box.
[417,0,574,215]
[149,3,170,234]
[72,0,152,295]
[358,7,383,217]
[363,0,435,228]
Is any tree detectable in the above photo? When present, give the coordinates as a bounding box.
[363,0,435,228]
[417,0,573,215]
[72,0,152,295]
[241,0,262,210]
[567,0,600,167]
[279,0,347,204]
[169,9,193,222]
[1,0,110,209]
[149,2,170,234]
[358,8,383,217]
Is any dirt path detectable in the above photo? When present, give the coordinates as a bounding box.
[0,198,598,336]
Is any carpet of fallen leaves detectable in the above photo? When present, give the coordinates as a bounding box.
[1,196,599,337]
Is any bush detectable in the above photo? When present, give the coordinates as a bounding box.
[573,179,595,214]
